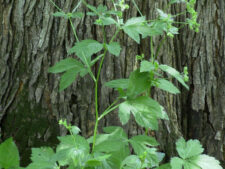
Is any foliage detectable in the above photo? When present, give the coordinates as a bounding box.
[0,0,222,169]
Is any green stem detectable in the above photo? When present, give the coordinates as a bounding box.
[92,28,121,153]
[111,0,120,22]
[98,104,120,121]
[131,0,143,17]
[72,0,82,13]
[150,37,154,61]
[69,18,79,42]
[49,0,62,11]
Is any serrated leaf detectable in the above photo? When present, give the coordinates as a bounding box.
[140,60,155,72]
[159,64,189,89]
[48,58,84,73]
[106,42,121,56]
[191,155,223,169]
[59,68,79,91]
[92,127,128,153]
[156,78,180,94]
[53,11,67,18]
[171,157,184,169]
[68,39,103,64]
[129,135,159,155]
[0,138,20,168]
[104,79,129,89]
[27,147,57,169]
[121,155,142,169]
[122,16,146,43]
[56,135,90,166]
[127,69,151,98]
[176,138,204,159]
[119,96,162,130]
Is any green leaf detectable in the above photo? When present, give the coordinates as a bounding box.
[48,58,84,73]
[92,127,128,153]
[104,79,129,89]
[127,69,151,98]
[59,68,79,91]
[176,138,204,159]
[95,17,117,26]
[158,106,169,120]
[121,155,142,169]
[156,163,172,169]
[140,60,155,72]
[159,65,189,89]
[170,157,184,169]
[191,155,223,169]
[68,39,103,64]
[106,42,121,56]
[55,135,90,166]
[70,12,84,18]
[71,126,81,135]
[119,101,132,125]
[156,78,180,94]
[129,135,159,155]
[0,138,20,168]
[122,16,146,43]
[27,147,57,169]
[119,96,162,130]
[106,147,130,169]
[53,11,67,18]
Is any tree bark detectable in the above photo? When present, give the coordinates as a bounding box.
[0,0,224,167]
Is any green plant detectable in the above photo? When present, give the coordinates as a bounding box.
[0,0,222,169]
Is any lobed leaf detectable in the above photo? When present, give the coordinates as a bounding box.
[68,39,103,64]
[129,135,159,155]
[119,96,162,130]
[176,138,204,159]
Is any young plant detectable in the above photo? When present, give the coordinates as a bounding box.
[0,0,223,169]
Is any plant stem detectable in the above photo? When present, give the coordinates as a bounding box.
[98,104,120,121]
[150,37,154,61]
[92,28,121,153]
[131,0,143,17]
[72,0,82,13]
[49,0,62,11]
[69,18,79,42]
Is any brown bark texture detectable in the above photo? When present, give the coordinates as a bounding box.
[0,0,224,166]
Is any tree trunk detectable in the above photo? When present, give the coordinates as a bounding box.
[0,0,224,167]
